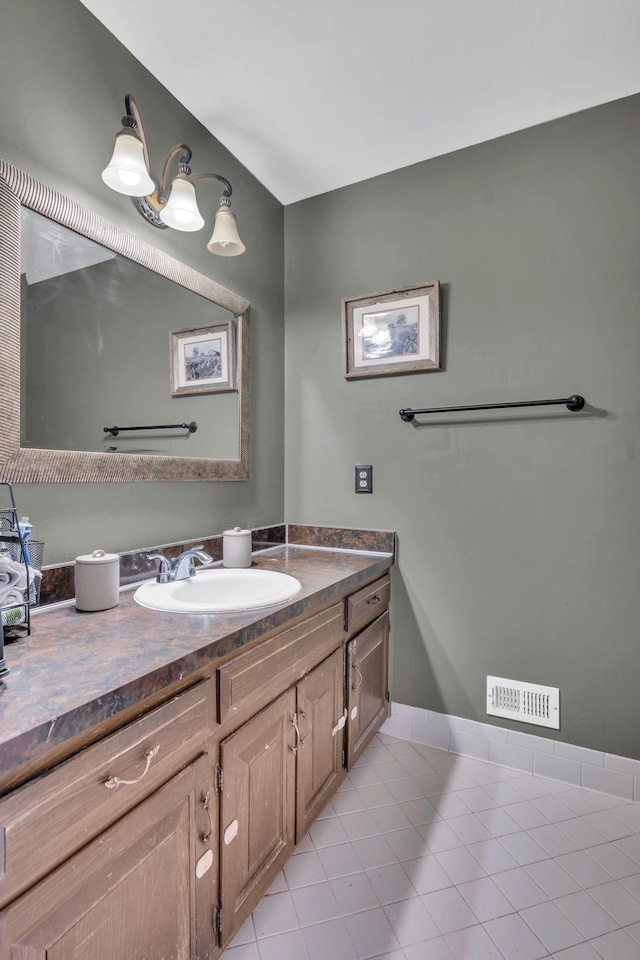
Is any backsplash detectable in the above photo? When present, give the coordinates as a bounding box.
[38,524,394,606]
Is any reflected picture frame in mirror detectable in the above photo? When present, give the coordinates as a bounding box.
[0,160,250,482]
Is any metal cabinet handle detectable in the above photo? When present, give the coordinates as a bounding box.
[367,595,382,605]
[104,744,160,789]
[299,708,312,745]
[291,713,301,755]
[202,791,213,845]
[352,664,363,692]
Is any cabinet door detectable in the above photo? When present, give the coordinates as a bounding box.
[296,646,346,841]
[0,754,215,960]
[346,612,389,768]
[219,688,296,946]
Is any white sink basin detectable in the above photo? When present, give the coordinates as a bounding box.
[134,567,303,614]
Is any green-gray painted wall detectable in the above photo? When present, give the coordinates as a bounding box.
[0,0,285,562]
[284,95,640,758]
[3,0,640,758]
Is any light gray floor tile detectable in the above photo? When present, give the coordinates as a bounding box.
[498,830,551,865]
[328,872,380,915]
[244,737,640,960]
[589,879,640,926]
[467,837,519,874]
[586,841,640,879]
[365,862,418,904]
[554,890,619,939]
[351,834,398,870]
[256,929,309,960]
[555,851,616,889]
[344,907,401,959]
[520,901,584,953]
[550,943,602,959]
[225,942,260,960]
[402,854,454,895]
[448,813,495,845]
[315,841,362,879]
[493,866,549,910]
[290,881,341,926]
[421,886,479,934]
[445,923,507,959]
[302,918,357,960]
[457,875,515,921]
[404,936,457,960]
[556,817,609,850]
[484,912,548,960]
[589,929,640,960]
[436,845,488,884]
[385,826,428,861]
[383,896,441,946]
[475,806,522,837]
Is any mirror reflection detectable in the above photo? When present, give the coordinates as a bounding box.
[20,209,239,460]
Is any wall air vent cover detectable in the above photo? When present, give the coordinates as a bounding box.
[487,676,560,729]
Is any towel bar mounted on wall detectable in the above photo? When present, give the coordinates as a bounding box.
[398,395,585,422]
[103,421,198,437]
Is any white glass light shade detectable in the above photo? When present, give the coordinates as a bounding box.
[101,130,155,197]
[159,177,205,231]
[206,206,246,257]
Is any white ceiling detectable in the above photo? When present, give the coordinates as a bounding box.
[80,0,640,205]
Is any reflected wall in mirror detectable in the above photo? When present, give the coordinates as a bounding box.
[0,160,250,482]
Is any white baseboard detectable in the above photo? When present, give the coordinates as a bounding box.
[380,702,640,803]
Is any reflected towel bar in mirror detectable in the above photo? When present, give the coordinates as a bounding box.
[104,422,198,437]
[399,395,585,422]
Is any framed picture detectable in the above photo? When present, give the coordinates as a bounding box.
[170,320,236,397]
[342,281,440,379]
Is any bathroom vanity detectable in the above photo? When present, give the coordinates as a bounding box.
[0,543,392,957]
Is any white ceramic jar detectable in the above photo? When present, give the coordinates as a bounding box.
[75,549,120,611]
[222,527,252,568]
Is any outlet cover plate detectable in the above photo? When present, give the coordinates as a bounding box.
[355,465,372,493]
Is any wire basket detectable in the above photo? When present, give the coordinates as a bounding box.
[5,539,45,606]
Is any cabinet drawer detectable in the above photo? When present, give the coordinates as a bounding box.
[218,604,344,724]
[0,679,215,907]
[345,574,390,636]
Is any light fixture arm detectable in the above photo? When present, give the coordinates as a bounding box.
[160,143,194,192]
[122,94,151,175]
[188,173,233,200]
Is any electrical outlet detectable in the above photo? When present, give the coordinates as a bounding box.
[355,465,373,494]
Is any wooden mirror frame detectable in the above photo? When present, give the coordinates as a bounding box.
[0,160,249,482]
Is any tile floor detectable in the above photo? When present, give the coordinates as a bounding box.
[224,732,640,960]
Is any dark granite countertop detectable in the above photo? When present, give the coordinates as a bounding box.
[0,545,392,793]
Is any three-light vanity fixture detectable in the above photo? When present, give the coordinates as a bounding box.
[101,94,245,256]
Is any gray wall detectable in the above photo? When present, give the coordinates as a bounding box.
[1,0,285,562]
[284,95,640,759]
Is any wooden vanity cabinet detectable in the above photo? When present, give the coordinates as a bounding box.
[217,645,346,946]
[344,573,391,769]
[346,611,390,768]
[0,754,215,960]
[0,567,391,959]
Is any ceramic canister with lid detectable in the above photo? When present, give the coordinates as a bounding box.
[222,527,252,568]
[74,549,120,611]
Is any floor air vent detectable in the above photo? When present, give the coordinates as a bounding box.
[487,676,560,729]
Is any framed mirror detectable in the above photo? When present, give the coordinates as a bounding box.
[0,160,249,482]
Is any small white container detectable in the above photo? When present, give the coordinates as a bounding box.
[75,549,120,611]
[223,527,252,569]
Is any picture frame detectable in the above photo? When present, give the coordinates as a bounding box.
[342,280,440,379]
[170,320,236,397]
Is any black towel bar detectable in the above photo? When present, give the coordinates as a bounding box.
[104,421,198,436]
[399,395,585,422]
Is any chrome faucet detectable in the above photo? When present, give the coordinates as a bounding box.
[146,547,213,583]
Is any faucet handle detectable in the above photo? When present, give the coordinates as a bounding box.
[146,552,172,583]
